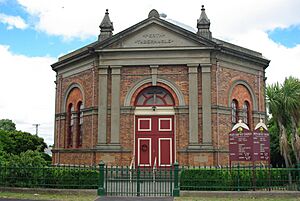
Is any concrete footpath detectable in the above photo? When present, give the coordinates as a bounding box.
[95,197,173,201]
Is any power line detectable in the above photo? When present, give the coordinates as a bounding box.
[32,124,40,136]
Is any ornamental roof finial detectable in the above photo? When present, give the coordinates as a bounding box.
[98,9,114,41]
[197,5,212,39]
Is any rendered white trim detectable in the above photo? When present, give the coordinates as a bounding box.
[62,83,85,113]
[134,107,175,115]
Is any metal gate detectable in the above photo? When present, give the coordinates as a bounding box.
[97,162,180,197]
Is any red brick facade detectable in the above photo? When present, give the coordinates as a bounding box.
[51,9,269,166]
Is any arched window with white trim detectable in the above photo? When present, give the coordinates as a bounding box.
[231,99,238,125]
[242,101,250,127]
[67,103,74,148]
[76,101,84,147]
[135,86,174,106]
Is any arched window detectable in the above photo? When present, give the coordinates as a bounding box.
[231,99,238,125]
[76,101,83,147]
[242,101,250,126]
[67,103,74,148]
[135,86,174,106]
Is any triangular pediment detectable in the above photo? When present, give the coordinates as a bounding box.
[101,19,212,49]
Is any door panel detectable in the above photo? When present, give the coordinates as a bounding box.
[135,115,174,168]
[159,118,172,131]
[138,118,152,131]
[138,138,151,166]
[159,138,172,166]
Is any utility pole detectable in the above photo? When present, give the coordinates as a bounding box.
[32,124,40,136]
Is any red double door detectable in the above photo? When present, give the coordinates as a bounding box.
[135,115,174,168]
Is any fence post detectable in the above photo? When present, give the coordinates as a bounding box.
[97,161,105,196]
[173,162,180,197]
[237,163,240,192]
[137,166,140,196]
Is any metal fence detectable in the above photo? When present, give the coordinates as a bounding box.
[180,164,300,191]
[97,162,180,197]
[0,165,99,189]
[1,163,300,196]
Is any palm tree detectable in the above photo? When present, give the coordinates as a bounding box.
[282,77,300,164]
[266,83,292,168]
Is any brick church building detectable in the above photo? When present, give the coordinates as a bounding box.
[51,7,270,166]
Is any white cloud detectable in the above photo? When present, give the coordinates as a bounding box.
[0,45,56,145]
[0,13,28,30]
[16,0,300,40]
[228,30,300,84]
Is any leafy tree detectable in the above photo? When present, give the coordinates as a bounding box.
[0,129,47,155]
[0,119,16,131]
[0,119,51,166]
[0,150,9,166]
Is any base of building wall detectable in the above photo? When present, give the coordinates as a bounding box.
[178,145,228,153]
[52,148,229,166]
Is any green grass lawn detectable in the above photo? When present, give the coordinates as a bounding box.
[0,191,97,201]
[175,197,300,201]
[1,192,300,201]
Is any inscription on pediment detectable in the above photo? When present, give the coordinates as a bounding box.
[118,24,199,48]
[134,33,173,45]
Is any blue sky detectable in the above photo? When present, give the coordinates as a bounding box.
[0,24,95,57]
[0,0,95,57]
[268,26,300,48]
[0,0,300,146]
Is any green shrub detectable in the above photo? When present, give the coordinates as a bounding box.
[0,163,99,189]
[180,166,299,191]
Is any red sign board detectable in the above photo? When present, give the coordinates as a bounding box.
[253,127,270,162]
[229,122,270,163]
[229,128,253,162]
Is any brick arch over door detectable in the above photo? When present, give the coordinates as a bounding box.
[124,77,186,106]
[227,80,257,111]
[62,83,85,113]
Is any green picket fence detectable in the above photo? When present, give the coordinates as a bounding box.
[180,164,300,191]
